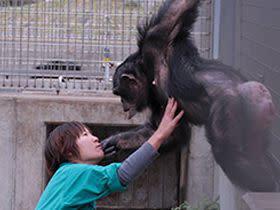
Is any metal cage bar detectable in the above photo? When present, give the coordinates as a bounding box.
[0,0,213,93]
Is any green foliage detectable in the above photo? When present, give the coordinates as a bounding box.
[171,197,220,210]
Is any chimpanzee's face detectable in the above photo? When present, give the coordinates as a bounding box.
[113,53,149,119]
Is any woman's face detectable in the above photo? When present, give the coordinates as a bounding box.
[75,129,104,164]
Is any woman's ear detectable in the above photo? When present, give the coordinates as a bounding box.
[67,152,75,161]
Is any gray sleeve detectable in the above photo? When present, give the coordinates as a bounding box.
[117,142,159,186]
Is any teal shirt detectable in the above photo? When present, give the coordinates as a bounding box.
[35,162,126,210]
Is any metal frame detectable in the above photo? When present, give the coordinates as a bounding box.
[0,0,213,93]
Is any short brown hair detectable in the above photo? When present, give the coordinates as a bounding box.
[45,121,88,177]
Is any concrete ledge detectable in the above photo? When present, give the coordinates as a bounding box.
[0,93,146,210]
[243,193,280,210]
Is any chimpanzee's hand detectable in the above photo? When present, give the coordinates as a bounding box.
[101,137,119,160]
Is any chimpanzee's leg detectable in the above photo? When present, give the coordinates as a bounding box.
[206,92,279,191]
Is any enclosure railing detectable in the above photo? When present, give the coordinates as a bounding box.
[0,0,212,93]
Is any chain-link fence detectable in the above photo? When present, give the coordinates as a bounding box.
[0,0,212,93]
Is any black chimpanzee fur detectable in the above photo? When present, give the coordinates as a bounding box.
[101,0,279,192]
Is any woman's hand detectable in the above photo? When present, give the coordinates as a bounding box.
[148,98,184,150]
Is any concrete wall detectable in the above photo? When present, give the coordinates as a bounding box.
[218,0,280,209]
[186,127,218,208]
[217,1,250,209]
[0,93,146,210]
[238,0,280,170]
[0,92,219,210]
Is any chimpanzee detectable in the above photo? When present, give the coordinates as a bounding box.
[101,0,279,192]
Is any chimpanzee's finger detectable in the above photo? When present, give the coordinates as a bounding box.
[103,145,116,154]
[104,150,117,160]
[101,139,112,149]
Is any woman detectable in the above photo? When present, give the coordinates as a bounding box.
[35,98,184,209]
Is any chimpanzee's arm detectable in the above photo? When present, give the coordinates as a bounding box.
[144,0,197,48]
[101,123,155,151]
[140,0,198,89]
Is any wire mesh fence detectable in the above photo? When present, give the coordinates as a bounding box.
[0,0,212,93]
